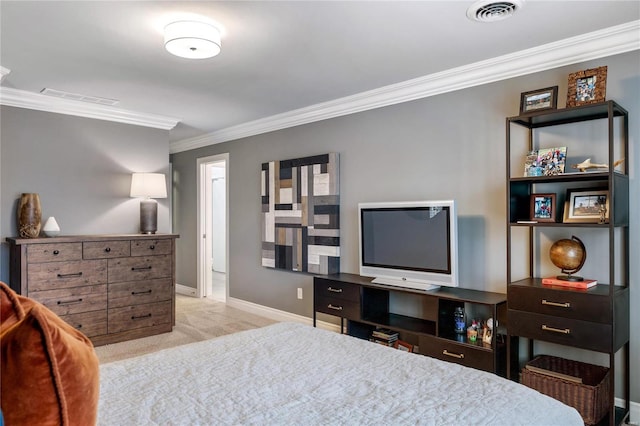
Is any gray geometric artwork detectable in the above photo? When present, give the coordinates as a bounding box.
[261,153,340,274]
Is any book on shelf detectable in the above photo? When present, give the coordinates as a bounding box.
[541,277,597,289]
[372,328,399,340]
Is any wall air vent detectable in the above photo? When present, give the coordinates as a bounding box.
[40,88,119,106]
[466,0,524,23]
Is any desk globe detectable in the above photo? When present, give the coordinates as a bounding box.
[549,235,586,281]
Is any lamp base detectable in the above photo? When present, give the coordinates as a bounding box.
[139,199,158,234]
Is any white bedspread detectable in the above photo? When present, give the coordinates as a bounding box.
[99,322,582,425]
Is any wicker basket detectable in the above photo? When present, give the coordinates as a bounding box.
[521,355,610,425]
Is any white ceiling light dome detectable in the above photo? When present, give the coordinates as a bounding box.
[467,0,525,23]
[164,20,221,59]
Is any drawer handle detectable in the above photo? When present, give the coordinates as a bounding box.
[131,313,152,320]
[75,324,83,329]
[132,290,153,295]
[327,304,343,311]
[542,325,571,334]
[131,266,152,271]
[53,250,60,255]
[149,245,155,250]
[327,287,343,293]
[443,350,464,359]
[105,247,111,253]
[542,299,571,308]
[57,272,83,278]
[57,298,83,305]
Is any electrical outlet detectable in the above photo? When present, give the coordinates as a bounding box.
[297,287,303,299]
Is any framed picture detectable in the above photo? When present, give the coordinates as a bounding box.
[566,66,607,107]
[394,340,413,352]
[519,86,558,114]
[563,188,609,224]
[530,193,556,222]
[524,146,567,177]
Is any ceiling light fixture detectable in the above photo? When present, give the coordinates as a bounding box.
[164,20,221,59]
[466,0,524,23]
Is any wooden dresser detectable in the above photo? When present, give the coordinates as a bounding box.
[6,234,179,346]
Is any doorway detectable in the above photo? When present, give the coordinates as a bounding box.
[197,154,229,301]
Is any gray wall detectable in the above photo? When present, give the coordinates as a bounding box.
[171,51,639,401]
[0,107,171,282]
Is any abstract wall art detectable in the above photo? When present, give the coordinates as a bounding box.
[261,153,340,274]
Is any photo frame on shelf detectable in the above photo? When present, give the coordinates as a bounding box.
[530,193,556,222]
[524,147,567,177]
[519,86,558,114]
[563,188,609,224]
[566,66,607,108]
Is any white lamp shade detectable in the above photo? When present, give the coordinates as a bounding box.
[130,173,167,198]
[164,21,221,59]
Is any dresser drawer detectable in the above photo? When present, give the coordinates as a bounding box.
[314,279,360,302]
[108,278,173,308]
[27,243,82,263]
[27,260,107,291]
[83,240,130,259]
[108,301,172,333]
[508,309,612,352]
[108,255,171,283]
[509,285,609,323]
[131,239,172,257]
[30,284,107,316]
[60,310,108,338]
[315,295,360,320]
[419,334,493,372]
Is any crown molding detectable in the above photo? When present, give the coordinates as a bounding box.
[170,19,640,154]
[0,87,180,130]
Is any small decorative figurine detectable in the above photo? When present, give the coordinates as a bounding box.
[571,158,624,172]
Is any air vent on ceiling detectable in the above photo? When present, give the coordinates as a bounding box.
[466,0,524,23]
[40,88,119,106]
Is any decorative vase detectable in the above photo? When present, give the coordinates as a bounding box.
[18,193,42,238]
[42,216,61,237]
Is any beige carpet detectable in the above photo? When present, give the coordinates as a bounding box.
[94,294,277,364]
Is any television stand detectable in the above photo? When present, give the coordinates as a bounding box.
[372,276,440,291]
[313,273,515,377]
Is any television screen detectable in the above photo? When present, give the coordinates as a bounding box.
[358,200,458,290]
[361,207,450,273]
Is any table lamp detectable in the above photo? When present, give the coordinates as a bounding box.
[130,173,167,234]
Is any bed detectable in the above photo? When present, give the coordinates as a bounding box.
[98,322,582,425]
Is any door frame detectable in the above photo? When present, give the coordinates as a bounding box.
[196,153,229,300]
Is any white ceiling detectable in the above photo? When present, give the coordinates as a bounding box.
[1,1,639,148]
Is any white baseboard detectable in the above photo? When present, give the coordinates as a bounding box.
[226,296,341,333]
[616,398,640,424]
[175,283,197,297]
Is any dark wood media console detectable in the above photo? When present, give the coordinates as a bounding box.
[313,273,515,376]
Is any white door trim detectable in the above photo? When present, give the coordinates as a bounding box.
[196,153,229,300]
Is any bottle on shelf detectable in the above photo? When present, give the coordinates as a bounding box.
[454,307,465,334]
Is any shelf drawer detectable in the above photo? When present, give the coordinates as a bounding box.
[314,295,360,320]
[419,334,493,372]
[131,239,172,257]
[30,284,107,316]
[27,243,82,263]
[108,255,171,283]
[508,309,612,352]
[83,240,130,259]
[60,310,108,338]
[314,279,360,302]
[108,300,172,333]
[108,278,173,308]
[509,285,610,323]
[27,260,107,291]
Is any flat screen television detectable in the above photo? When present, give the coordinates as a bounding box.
[358,200,458,291]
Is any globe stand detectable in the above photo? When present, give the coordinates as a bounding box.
[557,273,584,282]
